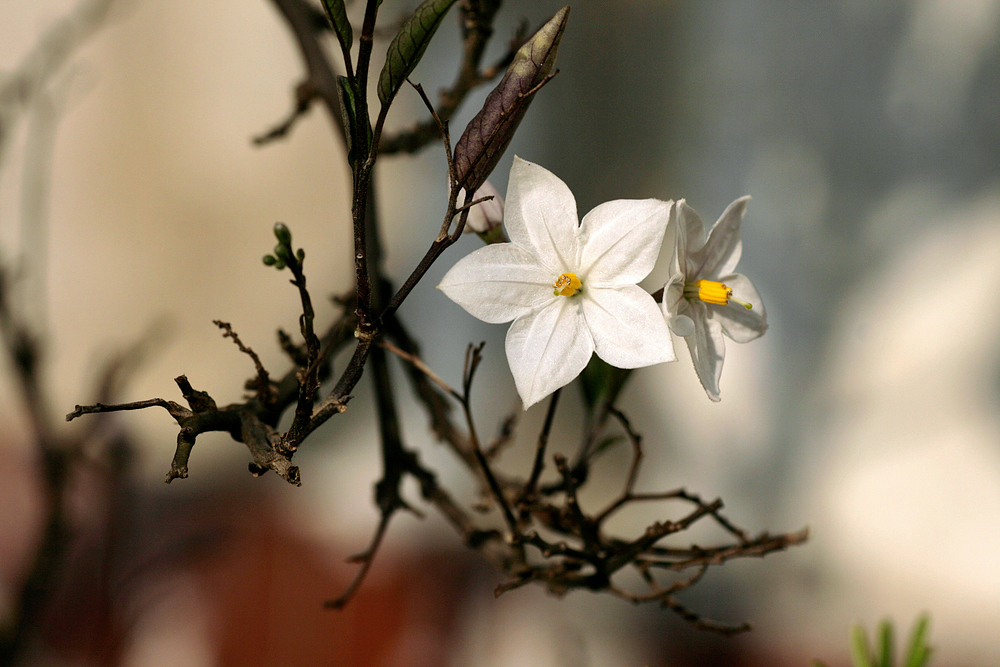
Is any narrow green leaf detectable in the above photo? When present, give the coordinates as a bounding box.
[453,6,569,191]
[321,0,353,53]
[907,646,931,667]
[903,614,932,667]
[850,624,875,667]
[337,76,371,166]
[876,619,894,667]
[377,0,458,107]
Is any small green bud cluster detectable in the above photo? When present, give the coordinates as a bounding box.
[262,222,305,270]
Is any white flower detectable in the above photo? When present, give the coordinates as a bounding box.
[662,197,768,401]
[438,157,676,408]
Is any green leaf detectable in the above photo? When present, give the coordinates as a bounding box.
[580,354,613,410]
[903,614,932,667]
[579,354,633,413]
[453,6,570,191]
[850,624,874,667]
[336,75,372,165]
[336,75,356,160]
[321,0,352,53]
[876,619,894,667]
[377,0,458,107]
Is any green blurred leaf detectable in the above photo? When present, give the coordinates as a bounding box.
[321,0,352,53]
[580,354,613,410]
[903,614,932,667]
[591,434,623,458]
[453,6,569,191]
[850,624,874,667]
[337,75,372,165]
[579,354,632,413]
[876,619,894,667]
[376,0,457,107]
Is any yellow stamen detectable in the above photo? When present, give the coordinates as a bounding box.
[684,279,753,310]
[552,272,582,297]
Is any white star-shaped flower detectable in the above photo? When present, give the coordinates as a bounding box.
[662,197,768,401]
[438,157,676,408]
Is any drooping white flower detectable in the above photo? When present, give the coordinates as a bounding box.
[662,197,768,401]
[438,157,676,408]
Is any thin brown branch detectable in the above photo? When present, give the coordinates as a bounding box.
[214,320,274,402]
[252,81,316,145]
[384,314,474,467]
[266,0,346,146]
[66,397,189,423]
[640,527,811,571]
[483,411,518,460]
[325,512,393,609]
[461,343,520,536]
[380,340,461,401]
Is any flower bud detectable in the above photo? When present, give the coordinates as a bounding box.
[273,222,292,245]
[452,6,569,192]
[457,180,506,242]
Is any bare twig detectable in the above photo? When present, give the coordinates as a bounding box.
[264,0,346,147]
[519,389,561,505]
[380,339,461,401]
[214,320,274,402]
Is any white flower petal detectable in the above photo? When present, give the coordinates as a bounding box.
[711,273,768,343]
[438,244,555,323]
[582,285,676,368]
[504,157,580,272]
[661,273,691,333]
[688,196,749,279]
[505,299,594,408]
[578,199,672,285]
[667,202,684,278]
[686,300,726,402]
[664,293,695,337]
[676,200,708,276]
[671,313,695,337]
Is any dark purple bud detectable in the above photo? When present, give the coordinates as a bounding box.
[453,6,569,192]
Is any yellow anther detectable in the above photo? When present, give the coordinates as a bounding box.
[552,272,582,297]
[684,279,753,310]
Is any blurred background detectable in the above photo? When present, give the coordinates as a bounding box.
[1,0,998,665]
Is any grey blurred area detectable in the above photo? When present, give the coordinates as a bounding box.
[1,0,998,665]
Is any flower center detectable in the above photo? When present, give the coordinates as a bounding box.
[684,279,752,310]
[552,272,582,297]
